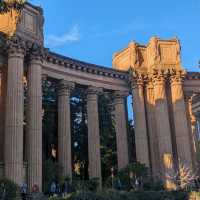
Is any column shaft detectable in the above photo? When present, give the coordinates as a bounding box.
[152,71,174,184]
[114,92,129,170]
[5,46,24,185]
[58,80,74,179]
[0,70,6,163]
[145,80,160,176]
[131,76,150,167]
[27,54,43,191]
[87,87,102,185]
[170,72,193,168]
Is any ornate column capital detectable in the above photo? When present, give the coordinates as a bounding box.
[169,69,186,86]
[57,80,75,96]
[6,35,26,57]
[151,69,168,86]
[87,86,102,101]
[146,76,154,90]
[113,90,129,104]
[129,69,145,89]
[28,43,47,64]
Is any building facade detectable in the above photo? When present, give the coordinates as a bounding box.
[0,3,199,191]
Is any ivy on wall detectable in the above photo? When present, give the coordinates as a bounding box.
[0,0,26,14]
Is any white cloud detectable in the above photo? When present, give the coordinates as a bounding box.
[45,24,80,47]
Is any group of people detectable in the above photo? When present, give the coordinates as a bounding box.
[49,179,74,197]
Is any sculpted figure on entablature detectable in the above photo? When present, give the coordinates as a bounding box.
[175,38,181,65]
[129,41,140,68]
[147,36,161,68]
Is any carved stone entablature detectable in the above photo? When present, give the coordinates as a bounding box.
[45,52,129,81]
[185,72,200,80]
[113,41,147,73]
[57,79,75,96]
[112,37,183,73]
[16,3,44,45]
[6,35,26,56]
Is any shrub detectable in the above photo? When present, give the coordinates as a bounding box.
[43,159,62,194]
[105,162,150,190]
[0,178,20,200]
[72,178,100,192]
[65,190,190,200]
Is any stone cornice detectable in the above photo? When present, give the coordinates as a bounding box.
[185,72,200,80]
[45,51,129,81]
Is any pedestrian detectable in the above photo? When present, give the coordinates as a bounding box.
[56,182,61,195]
[62,178,72,197]
[0,183,6,200]
[20,183,28,200]
[50,181,56,196]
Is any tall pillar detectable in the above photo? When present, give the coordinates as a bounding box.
[131,72,150,167]
[87,86,102,185]
[114,91,129,170]
[4,37,25,185]
[170,71,193,168]
[152,70,174,184]
[27,46,43,191]
[58,80,74,179]
[0,69,6,164]
[186,95,199,170]
[145,79,160,176]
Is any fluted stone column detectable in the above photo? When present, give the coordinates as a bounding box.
[152,70,174,183]
[4,38,25,185]
[114,91,129,170]
[27,47,43,191]
[170,71,193,168]
[145,79,160,176]
[0,70,6,164]
[186,96,199,170]
[131,73,150,167]
[87,86,102,185]
[58,80,74,179]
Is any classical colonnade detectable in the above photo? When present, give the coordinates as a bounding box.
[0,2,200,192]
[0,36,132,191]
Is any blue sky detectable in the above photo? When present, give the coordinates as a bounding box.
[30,0,200,119]
[30,0,200,71]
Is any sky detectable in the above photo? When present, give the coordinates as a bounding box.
[30,0,200,71]
[30,0,200,119]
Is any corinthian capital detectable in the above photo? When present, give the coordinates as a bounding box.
[129,69,145,89]
[169,69,186,85]
[57,80,75,96]
[152,69,168,86]
[87,86,102,95]
[6,35,26,56]
[28,43,47,62]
